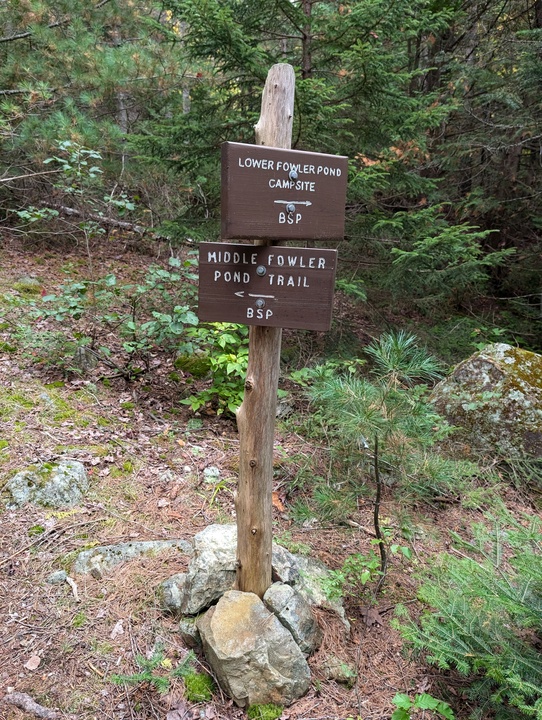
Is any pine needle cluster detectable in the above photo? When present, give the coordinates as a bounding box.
[395,517,542,720]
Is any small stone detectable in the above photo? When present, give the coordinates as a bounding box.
[322,655,357,687]
[178,616,202,649]
[203,466,220,482]
[24,655,41,671]
[46,570,68,585]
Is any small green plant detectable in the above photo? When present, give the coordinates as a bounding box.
[247,703,284,720]
[391,693,455,720]
[180,322,249,415]
[321,549,383,602]
[111,647,171,694]
[14,255,199,378]
[170,650,214,701]
[183,672,214,702]
[364,330,443,387]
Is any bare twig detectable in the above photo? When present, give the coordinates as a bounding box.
[3,692,60,719]
[373,435,387,595]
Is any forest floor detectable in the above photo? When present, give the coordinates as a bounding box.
[0,235,537,720]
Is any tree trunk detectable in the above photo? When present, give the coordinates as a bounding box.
[235,64,295,598]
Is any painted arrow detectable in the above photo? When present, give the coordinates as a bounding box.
[273,200,312,206]
[234,291,276,299]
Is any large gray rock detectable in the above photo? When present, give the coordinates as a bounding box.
[264,582,323,656]
[6,460,88,508]
[162,524,348,630]
[74,539,192,576]
[197,590,310,707]
[431,343,542,458]
[159,524,349,635]
[176,524,237,615]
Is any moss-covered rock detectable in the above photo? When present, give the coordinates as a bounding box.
[431,343,542,458]
[6,460,89,508]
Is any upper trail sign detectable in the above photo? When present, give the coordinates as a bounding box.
[221,142,348,241]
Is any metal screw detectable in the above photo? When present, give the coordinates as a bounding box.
[289,169,298,180]
[256,265,267,276]
[286,203,296,214]
[255,298,265,308]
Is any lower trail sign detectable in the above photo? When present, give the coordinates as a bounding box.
[198,242,337,331]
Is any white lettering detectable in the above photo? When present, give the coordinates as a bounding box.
[247,308,254,318]
[309,257,315,268]
[239,157,275,170]
[214,270,250,283]
[318,258,326,269]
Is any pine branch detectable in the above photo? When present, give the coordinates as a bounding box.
[0,0,112,44]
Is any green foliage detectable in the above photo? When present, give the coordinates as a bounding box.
[321,549,383,602]
[13,255,198,377]
[364,331,443,387]
[180,323,250,415]
[297,333,496,509]
[111,647,213,700]
[183,672,214,703]
[395,516,542,720]
[382,212,514,306]
[111,646,172,695]
[247,704,284,720]
[391,693,455,720]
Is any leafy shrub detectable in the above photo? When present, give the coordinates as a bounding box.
[394,516,542,720]
[392,692,455,720]
[180,322,249,415]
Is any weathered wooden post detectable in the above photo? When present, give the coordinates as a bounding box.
[235,64,295,596]
[198,63,348,598]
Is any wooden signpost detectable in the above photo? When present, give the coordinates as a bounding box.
[197,63,347,598]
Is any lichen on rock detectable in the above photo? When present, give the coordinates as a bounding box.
[431,343,542,458]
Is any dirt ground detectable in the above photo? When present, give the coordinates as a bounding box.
[0,236,536,720]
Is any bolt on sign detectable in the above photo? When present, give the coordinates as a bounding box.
[221,142,348,240]
[198,242,338,331]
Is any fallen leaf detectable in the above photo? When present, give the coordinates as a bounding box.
[177,439,185,447]
[166,697,193,720]
[361,606,383,626]
[24,655,41,671]
[272,491,285,512]
[157,498,169,508]
[110,619,124,640]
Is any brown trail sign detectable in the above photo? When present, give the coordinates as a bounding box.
[197,63,346,599]
[198,242,337,331]
[222,143,348,240]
